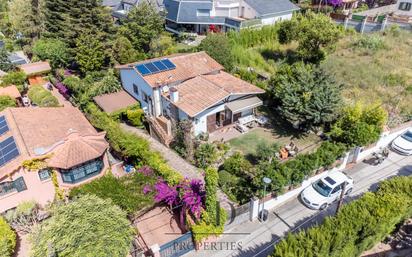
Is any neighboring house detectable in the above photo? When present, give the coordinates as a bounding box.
[18,61,51,86]
[0,107,109,213]
[395,0,412,15]
[164,0,300,34]
[0,85,22,106]
[8,51,29,65]
[355,0,412,20]
[93,90,138,113]
[111,0,165,19]
[117,51,264,144]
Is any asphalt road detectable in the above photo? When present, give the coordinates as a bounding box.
[184,152,412,257]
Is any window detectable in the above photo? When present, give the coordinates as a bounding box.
[60,158,104,184]
[142,92,149,103]
[38,169,51,181]
[331,184,342,194]
[133,84,139,95]
[197,9,210,16]
[0,177,27,197]
[399,2,412,10]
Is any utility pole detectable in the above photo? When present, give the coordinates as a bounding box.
[335,182,347,215]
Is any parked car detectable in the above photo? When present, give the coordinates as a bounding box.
[391,129,412,155]
[300,172,354,210]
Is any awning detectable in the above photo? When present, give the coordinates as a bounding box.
[226,97,263,114]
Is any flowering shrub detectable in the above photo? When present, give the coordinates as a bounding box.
[152,178,205,219]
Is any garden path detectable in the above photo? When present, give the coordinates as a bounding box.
[120,124,235,211]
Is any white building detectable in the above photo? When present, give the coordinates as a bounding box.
[164,0,300,33]
[117,52,264,144]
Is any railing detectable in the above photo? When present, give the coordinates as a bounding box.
[159,232,194,257]
[240,18,262,28]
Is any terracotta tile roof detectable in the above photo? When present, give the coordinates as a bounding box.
[167,71,265,117]
[18,61,51,76]
[0,107,108,178]
[93,90,138,113]
[0,85,21,99]
[117,52,223,88]
[169,76,230,117]
[47,132,108,169]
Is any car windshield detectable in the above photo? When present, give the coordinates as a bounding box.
[313,179,332,197]
[401,131,412,142]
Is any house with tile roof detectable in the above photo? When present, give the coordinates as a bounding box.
[117,51,264,144]
[164,0,299,34]
[0,107,109,213]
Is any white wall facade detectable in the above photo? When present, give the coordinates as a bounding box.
[261,12,293,25]
[395,0,412,15]
[120,68,160,116]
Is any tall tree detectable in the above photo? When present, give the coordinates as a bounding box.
[8,0,44,43]
[42,0,114,51]
[270,63,342,130]
[199,33,234,71]
[75,33,108,74]
[278,12,342,63]
[118,2,164,52]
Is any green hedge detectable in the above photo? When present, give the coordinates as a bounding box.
[272,176,412,257]
[85,103,182,185]
[0,217,16,257]
[0,95,16,111]
[70,172,155,215]
[254,141,347,195]
[191,167,227,243]
[27,85,59,107]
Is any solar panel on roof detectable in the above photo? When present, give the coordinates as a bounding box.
[161,59,176,69]
[0,116,9,136]
[0,136,19,167]
[144,62,159,73]
[135,58,176,76]
[324,176,336,185]
[153,60,167,71]
[136,64,151,75]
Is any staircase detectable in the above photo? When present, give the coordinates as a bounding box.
[147,116,173,147]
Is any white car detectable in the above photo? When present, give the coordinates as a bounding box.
[300,172,354,210]
[391,129,412,155]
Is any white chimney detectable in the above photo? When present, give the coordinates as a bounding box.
[170,87,179,103]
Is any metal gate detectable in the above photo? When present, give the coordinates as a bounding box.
[159,232,194,257]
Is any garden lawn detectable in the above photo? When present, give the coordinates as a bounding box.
[228,127,321,156]
[322,30,412,125]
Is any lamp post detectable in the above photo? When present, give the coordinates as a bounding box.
[260,177,272,222]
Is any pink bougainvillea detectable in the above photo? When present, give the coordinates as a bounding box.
[151,178,205,219]
[143,184,152,194]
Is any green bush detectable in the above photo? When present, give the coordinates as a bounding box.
[32,39,70,68]
[85,103,182,185]
[353,35,386,51]
[0,95,16,111]
[253,141,346,197]
[222,152,253,177]
[330,103,388,147]
[272,176,412,257]
[27,85,59,107]
[1,71,26,91]
[199,33,234,71]
[195,143,218,169]
[192,167,227,243]
[0,217,16,257]
[126,108,145,128]
[70,172,155,215]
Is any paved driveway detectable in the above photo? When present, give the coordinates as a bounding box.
[184,152,412,257]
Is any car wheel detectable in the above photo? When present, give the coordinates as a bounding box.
[319,203,327,210]
[345,188,353,195]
